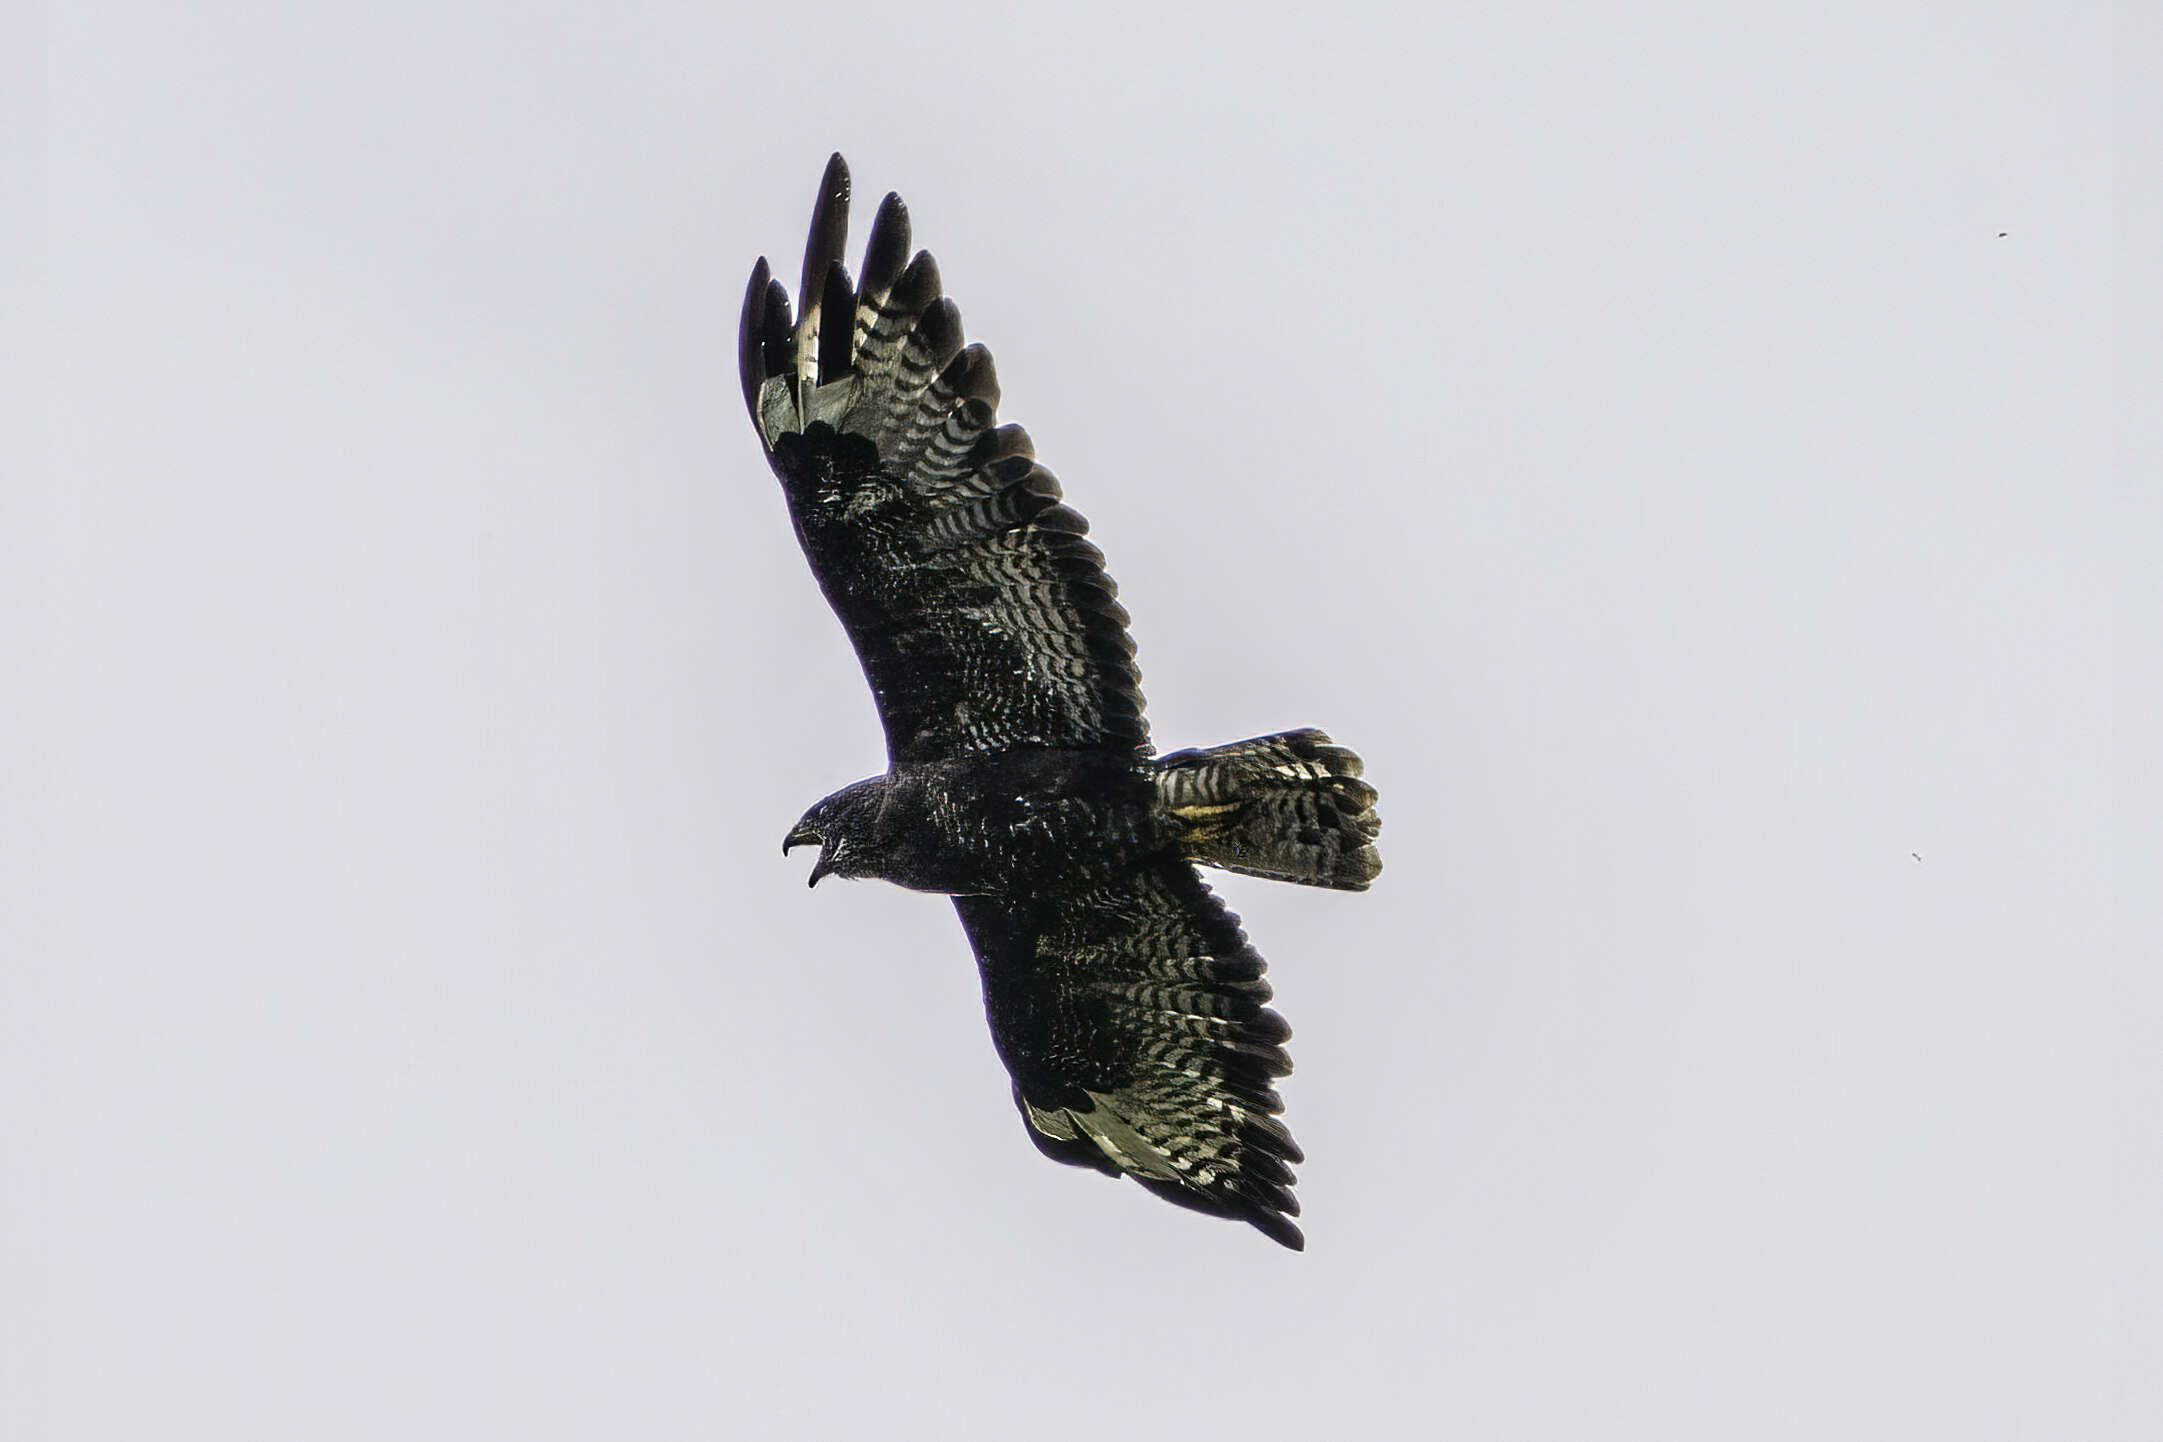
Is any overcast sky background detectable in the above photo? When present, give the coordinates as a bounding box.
[16,1,2134,1437]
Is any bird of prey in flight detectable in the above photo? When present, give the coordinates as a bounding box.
[741,156,1381,1249]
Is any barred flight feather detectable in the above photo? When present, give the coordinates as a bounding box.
[741,155,1147,765]
[747,157,1383,1253]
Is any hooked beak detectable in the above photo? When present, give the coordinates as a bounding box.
[782,821,832,888]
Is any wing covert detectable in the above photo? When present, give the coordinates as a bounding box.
[743,155,1149,765]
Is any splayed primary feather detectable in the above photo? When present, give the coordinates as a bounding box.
[742,156,1383,1251]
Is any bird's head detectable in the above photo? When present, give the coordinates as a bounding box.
[783,780,887,888]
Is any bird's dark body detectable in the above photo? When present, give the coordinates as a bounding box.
[796,747,1163,896]
[744,157,1381,1250]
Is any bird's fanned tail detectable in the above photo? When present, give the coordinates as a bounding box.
[1157,729,1382,890]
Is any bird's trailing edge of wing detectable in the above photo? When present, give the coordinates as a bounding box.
[741,154,1151,765]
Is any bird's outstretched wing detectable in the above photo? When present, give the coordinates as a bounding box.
[741,155,1149,766]
[954,862,1306,1250]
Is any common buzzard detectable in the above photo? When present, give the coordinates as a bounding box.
[741,156,1381,1250]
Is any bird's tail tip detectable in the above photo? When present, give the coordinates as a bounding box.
[1156,729,1381,890]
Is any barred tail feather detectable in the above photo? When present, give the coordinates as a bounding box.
[1156,730,1382,891]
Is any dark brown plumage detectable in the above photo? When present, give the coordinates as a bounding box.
[744,156,1380,1249]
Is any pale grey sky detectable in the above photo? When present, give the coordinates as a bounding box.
[19,1,2129,1437]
